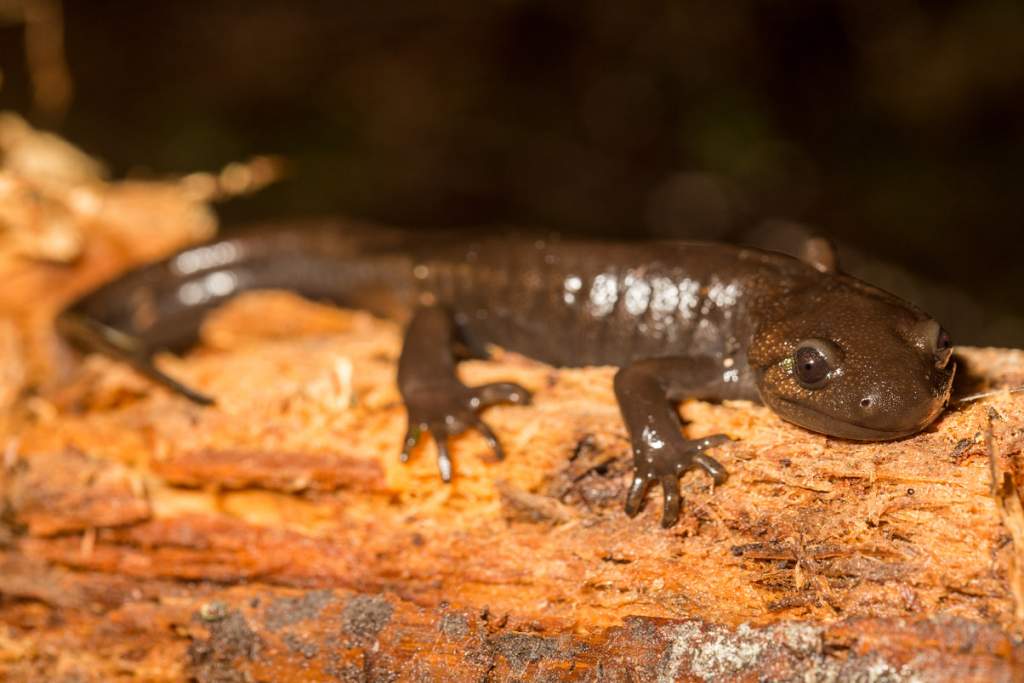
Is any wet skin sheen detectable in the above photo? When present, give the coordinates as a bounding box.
[57,229,956,527]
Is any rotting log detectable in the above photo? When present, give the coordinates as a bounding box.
[0,121,1022,680]
[2,279,1024,680]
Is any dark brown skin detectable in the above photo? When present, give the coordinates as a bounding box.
[57,229,956,527]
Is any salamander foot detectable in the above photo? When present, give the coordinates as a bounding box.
[399,381,531,481]
[624,433,730,528]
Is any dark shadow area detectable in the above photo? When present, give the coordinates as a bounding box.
[1,1,1021,345]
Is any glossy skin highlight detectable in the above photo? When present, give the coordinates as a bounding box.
[57,229,956,527]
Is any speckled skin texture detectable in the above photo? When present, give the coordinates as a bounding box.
[57,229,955,526]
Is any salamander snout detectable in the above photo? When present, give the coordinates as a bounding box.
[854,376,949,431]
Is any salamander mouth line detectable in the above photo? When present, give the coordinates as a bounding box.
[772,396,942,440]
[762,359,955,440]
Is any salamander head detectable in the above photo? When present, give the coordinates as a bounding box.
[748,279,955,441]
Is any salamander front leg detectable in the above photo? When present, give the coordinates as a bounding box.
[614,358,731,528]
[397,306,531,481]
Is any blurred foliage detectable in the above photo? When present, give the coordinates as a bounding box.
[0,1,1022,345]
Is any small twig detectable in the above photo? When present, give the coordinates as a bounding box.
[954,385,1024,404]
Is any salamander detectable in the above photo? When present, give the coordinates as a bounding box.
[56,228,956,527]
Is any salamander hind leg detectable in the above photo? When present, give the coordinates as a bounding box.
[397,307,531,481]
[614,358,732,528]
[800,235,839,273]
[57,312,215,405]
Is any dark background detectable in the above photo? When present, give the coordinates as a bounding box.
[2,1,1022,345]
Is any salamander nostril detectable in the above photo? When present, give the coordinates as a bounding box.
[860,397,873,409]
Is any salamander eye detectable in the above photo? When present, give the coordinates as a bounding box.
[794,347,830,388]
[791,339,841,389]
[936,328,951,351]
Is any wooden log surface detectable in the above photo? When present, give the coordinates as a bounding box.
[1,120,1024,682]
[3,283,1024,681]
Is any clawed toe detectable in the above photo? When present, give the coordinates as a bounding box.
[694,434,731,450]
[471,382,532,409]
[693,452,728,485]
[399,426,421,463]
[624,474,650,518]
[469,417,504,460]
[429,424,454,482]
[659,474,681,528]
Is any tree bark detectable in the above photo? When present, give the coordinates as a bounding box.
[2,278,1024,680]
